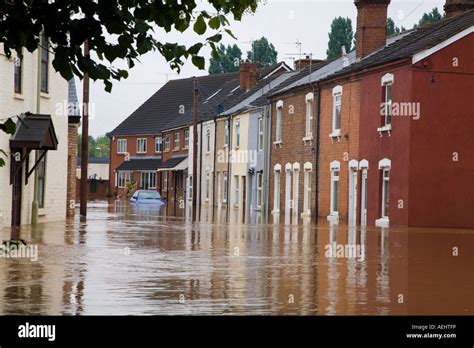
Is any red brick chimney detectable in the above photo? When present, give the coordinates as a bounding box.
[354,0,391,59]
[240,62,257,90]
[294,56,323,71]
[444,0,474,18]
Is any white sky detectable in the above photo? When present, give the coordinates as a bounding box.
[78,0,445,137]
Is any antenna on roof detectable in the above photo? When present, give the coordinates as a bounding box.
[157,72,178,83]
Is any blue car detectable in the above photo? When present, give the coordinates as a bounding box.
[130,190,166,205]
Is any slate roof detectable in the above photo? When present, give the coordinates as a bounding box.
[325,10,474,81]
[109,63,291,136]
[115,156,186,171]
[77,157,110,166]
[10,114,59,150]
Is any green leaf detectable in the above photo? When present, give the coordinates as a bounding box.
[192,56,205,70]
[0,158,5,168]
[208,17,220,30]
[2,118,16,135]
[207,34,222,43]
[193,15,207,35]
[188,43,203,55]
[225,29,237,40]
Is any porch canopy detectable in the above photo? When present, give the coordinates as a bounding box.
[9,113,59,185]
[116,158,163,171]
[157,156,188,172]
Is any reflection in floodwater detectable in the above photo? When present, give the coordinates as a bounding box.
[0,200,472,315]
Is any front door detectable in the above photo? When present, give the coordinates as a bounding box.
[242,176,246,223]
[11,150,23,226]
[360,170,368,226]
[348,168,358,226]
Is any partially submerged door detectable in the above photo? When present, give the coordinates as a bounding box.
[11,150,22,226]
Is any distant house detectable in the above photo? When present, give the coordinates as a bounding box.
[0,40,70,228]
[76,157,110,199]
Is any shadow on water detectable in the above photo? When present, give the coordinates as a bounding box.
[0,200,472,315]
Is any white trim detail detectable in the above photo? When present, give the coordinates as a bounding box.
[381,73,394,86]
[305,92,314,101]
[412,26,474,64]
[348,159,359,169]
[276,100,284,108]
[378,158,391,169]
[332,85,343,96]
[304,162,312,171]
[359,159,369,170]
[274,163,282,172]
[330,160,340,170]
[375,217,390,228]
[285,162,292,171]
[292,162,300,171]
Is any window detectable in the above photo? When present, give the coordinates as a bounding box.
[188,175,193,200]
[303,162,312,218]
[40,35,49,93]
[305,93,314,138]
[117,171,131,188]
[164,135,170,151]
[330,161,340,215]
[234,175,240,206]
[206,173,210,200]
[14,49,23,94]
[256,173,263,208]
[37,151,47,208]
[224,120,229,147]
[223,172,228,202]
[163,172,169,192]
[331,86,342,135]
[235,120,240,148]
[381,74,394,127]
[155,137,162,153]
[381,169,390,218]
[173,132,180,150]
[206,129,211,153]
[140,172,156,189]
[137,138,147,153]
[257,117,264,151]
[275,100,283,143]
[117,139,127,154]
[273,164,281,215]
[184,130,189,149]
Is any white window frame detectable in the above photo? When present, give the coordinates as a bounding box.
[163,171,169,192]
[206,128,211,153]
[302,162,312,222]
[205,173,210,201]
[137,138,147,154]
[117,171,131,188]
[235,120,240,148]
[256,173,263,208]
[328,160,340,223]
[155,137,162,153]
[173,132,180,150]
[257,117,264,151]
[223,172,228,203]
[140,171,156,189]
[234,175,240,207]
[224,120,229,147]
[164,135,170,152]
[272,164,282,219]
[184,130,190,149]
[275,100,283,144]
[117,139,127,154]
[292,162,300,225]
[330,86,342,138]
[188,175,193,200]
[379,73,394,132]
[304,93,314,140]
[376,158,391,227]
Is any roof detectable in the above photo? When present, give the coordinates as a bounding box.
[326,10,474,81]
[10,114,59,150]
[77,157,110,166]
[115,156,186,171]
[109,62,292,136]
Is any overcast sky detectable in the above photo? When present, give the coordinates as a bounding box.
[78,0,445,137]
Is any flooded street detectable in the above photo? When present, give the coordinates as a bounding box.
[0,201,472,315]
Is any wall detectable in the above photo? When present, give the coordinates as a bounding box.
[0,46,68,228]
[67,123,78,217]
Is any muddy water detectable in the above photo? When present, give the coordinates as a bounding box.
[0,201,472,315]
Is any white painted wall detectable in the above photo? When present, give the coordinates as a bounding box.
[0,45,69,228]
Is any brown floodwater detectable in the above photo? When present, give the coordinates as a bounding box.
[0,200,472,315]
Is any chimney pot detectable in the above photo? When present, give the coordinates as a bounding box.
[444,0,474,18]
[240,62,257,90]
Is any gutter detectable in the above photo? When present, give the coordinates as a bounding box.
[212,118,217,222]
[198,121,203,221]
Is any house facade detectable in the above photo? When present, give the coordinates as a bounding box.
[0,42,69,228]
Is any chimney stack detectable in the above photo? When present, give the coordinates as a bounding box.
[240,62,257,90]
[354,0,391,59]
[294,56,322,71]
[444,0,474,18]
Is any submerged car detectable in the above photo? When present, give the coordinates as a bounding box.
[130,190,166,205]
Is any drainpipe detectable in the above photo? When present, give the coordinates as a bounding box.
[212,119,217,222]
[198,121,203,221]
[314,85,321,221]
[226,115,232,220]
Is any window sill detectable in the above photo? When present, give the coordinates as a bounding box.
[375,217,390,228]
[222,200,227,204]
[117,152,127,155]
[327,213,339,224]
[377,125,392,136]
[329,129,341,139]
[136,152,147,155]
[184,147,189,150]
[273,141,282,147]
[303,135,313,142]
[234,204,239,208]
[173,148,180,152]
[40,92,50,99]
[14,93,24,100]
